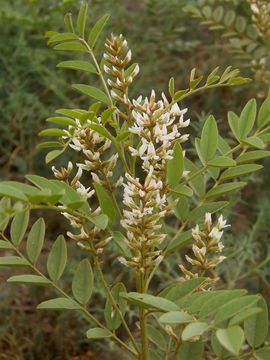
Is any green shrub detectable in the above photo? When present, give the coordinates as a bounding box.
[0,4,270,359]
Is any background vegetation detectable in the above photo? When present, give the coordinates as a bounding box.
[0,0,270,358]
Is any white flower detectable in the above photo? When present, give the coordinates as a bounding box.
[154,255,164,265]
[192,245,206,261]
[111,90,120,99]
[75,183,95,200]
[205,212,212,226]
[218,242,224,252]
[185,255,200,266]
[139,189,146,197]
[129,124,143,135]
[180,134,190,142]
[180,117,190,128]
[115,176,124,188]
[91,172,101,184]
[192,224,201,242]
[125,49,132,62]
[217,215,230,230]
[217,256,226,264]
[209,227,223,242]
[182,170,190,179]
[171,103,182,116]
[66,161,73,172]
[74,166,83,180]
[118,257,129,266]
[251,3,259,14]
[131,64,140,78]
[129,91,190,174]
[139,139,149,156]
[67,227,88,241]
[51,166,58,177]
[77,161,93,171]
[104,64,111,74]
[142,142,159,161]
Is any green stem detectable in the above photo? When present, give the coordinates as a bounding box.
[93,254,140,355]
[144,260,161,292]
[139,307,149,360]
[230,350,255,360]
[101,170,123,219]
[173,339,182,360]
[178,143,241,189]
[137,272,149,360]
[160,82,245,120]
[31,204,90,221]
[165,336,172,360]
[181,165,208,186]
[258,124,270,134]
[0,233,136,356]
[80,38,113,107]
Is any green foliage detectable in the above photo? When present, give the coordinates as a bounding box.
[181,322,208,341]
[26,218,45,263]
[200,115,218,161]
[216,326,245,355]
[7,275,51,286]
[94,183,115,227]
[104,283,127,330]
[158,311,193,324]
[177,341,204,360]
[244,297,269,348]
[47,235,67,281]
[0,3,270,360]
[86,327,112,339]
[122,292,179,312]
[10,209,29,246]
[184,0,270,90]
[72,259,94,305]
[167,142,184,187]
[37,298,80,311]
[0,0,79,175]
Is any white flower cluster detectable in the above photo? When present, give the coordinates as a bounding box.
[62,212,89,242]
[119,92,189,270]
[52,161,94,201]
[104,34,139,109]
[179,213,229,282]
[248,0,270,37]
[52,161,111,252]
[119,166,167,272]
[61,209,111,253]
[51,160,96,245]
[129,90,189,173]
[249,0,270,15]
[70,166,95,200]
[62,119,108,152]
[62,118,120,184]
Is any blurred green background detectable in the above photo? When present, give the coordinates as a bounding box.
[0,0,270,358]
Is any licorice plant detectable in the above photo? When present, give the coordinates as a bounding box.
[0,3,270,360]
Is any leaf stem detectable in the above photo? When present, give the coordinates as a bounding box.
[80,38,113,107]
[93,254,140,355]
[160,81,246,120]
[0,232,136,356]
[101,169,123,219]
[165,337,173,360]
